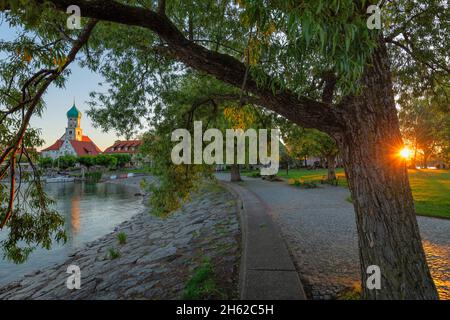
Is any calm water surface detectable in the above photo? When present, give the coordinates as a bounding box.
[0,182,144,286]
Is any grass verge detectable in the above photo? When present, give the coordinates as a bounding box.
[244,168,450,219]
[182,258,225,299]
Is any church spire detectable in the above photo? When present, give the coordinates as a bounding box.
[66,100,83,141]
[67,104,82,118]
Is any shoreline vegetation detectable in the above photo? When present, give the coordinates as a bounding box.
[0,177,241,300]
[243,168,450,219]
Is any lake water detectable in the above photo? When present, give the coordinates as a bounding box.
[0,182,144,286]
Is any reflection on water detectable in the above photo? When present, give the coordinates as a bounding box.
[0,182,144,286]
[71,193,81,235]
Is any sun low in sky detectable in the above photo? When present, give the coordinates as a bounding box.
[399,147,412,160]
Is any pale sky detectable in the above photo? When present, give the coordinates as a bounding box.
[0,22,124,151]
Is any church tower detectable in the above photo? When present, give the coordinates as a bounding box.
[65,103,83,141]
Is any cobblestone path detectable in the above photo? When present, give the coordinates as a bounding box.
[216,174,450,300]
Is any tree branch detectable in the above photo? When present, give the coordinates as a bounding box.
[385,7,431,42]
[157,0,166,16]
[1,153,16,229]
[0,19,98,229]
[34,0,343,134]
[387,38,450,74]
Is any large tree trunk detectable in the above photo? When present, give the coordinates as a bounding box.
[335,40,438,299]
[326,155,337,181]
[230,164,241,182]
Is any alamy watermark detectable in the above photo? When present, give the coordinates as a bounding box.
[66,5,82,30]
[367,5,382,30]
[171,121,280,175]
[66,264,81,290]
[366,265,381,290]
[65,3,382,31]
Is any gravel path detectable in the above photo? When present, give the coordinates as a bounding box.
[216,174,450,300]
[0,179,240,300]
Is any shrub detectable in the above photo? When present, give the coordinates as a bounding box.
[108,248,120,260]
[302,181,318,188]
[182,259,223,299]
[38,157,53,169]
[95,154,117,168]
[263,175,282,181]
[77,155,96,169]
[117,232,127,245]
[111,154,132,168]
[289,178,317,188]
[56,155,77,169]
[337,284,362,300]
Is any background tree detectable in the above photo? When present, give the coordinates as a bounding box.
[435,116,450,168]
[77,155,96,171]
[111,153,132,169]
[280,123,312,167]
[279,144,293,176]
[305,130,340,181]
[281,122,339,180]
[56,155,77,169]
[223,104,260,182]
[38,156,53,169]
[399,96,449,168]
[139,72,266,214]
[95,154,117,169]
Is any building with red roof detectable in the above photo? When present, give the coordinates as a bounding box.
[104,140,142,154]
[41,103,102,159]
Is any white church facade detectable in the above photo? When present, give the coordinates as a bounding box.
[41,103,102,159]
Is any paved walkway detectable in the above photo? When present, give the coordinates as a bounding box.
[221,181,306,300]
[216,173,450,300]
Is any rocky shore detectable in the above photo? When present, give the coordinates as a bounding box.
[0,177,241,300]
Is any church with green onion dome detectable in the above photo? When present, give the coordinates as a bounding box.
[41,101,101,159]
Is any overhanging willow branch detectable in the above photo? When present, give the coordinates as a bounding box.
[0,19,98,229]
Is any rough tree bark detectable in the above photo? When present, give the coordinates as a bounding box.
[230,164,241,182]
[326,155,337,181]
[334,40,438,299]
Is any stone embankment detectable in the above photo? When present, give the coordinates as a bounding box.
[0,178,241,299]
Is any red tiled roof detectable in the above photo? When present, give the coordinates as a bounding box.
[41,136,102,156]
[70,140,102,156]
[104,140,142,154]
[41,139,63,152]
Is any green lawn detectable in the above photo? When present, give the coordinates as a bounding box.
[408,169,450,219]
[276,167,348,186]
[244,168,450,219]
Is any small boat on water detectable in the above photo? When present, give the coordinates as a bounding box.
[45,176,75,183]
